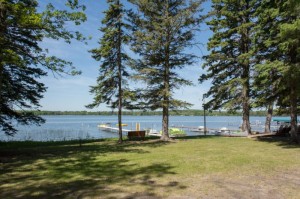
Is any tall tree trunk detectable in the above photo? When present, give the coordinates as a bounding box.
[242,82,251,134]
[0,3,8,133]
[241,0,251,135]
[0,3,5,106]
[289,70,298,143]
[161,52,170,140]
[161,42,170,141]
[288,33,299,143]
[265,102,273,133]
[161,1,170,141]
[162,105,169,141]
[117,0,122,144]
[0,63,3,107]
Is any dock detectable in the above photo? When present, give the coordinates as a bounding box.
[98,123,263,137]
[98,125,131,132]
[170,125,241,132]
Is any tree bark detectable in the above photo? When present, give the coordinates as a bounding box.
[265,69,276,134]
[161,56,170,141]
[161,105,169,141]
[0,4,6,107]
[161,57,170,140]
[264,103,273,133]
[161,1,170,141]
[241,83,251,134]
[289,71,298,143]
[241,0,251,135]
[117,0,123,144]
[0,63,3,107]
[288,29,299,143]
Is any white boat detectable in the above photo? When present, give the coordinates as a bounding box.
[215,127,231,135]
[191,126,207,133]
[198,126,205,131]
[147,129,160,136]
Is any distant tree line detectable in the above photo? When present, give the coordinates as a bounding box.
[29,109,285,117]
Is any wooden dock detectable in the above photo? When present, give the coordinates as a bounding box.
[98,125,131,132]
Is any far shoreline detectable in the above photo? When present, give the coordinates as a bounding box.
[23,110,289,117]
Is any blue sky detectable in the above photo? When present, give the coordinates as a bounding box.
[38,0,212,111]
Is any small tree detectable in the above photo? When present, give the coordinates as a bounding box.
[87,0,130,144]
[129,0,203,141]
[0,0,86,135]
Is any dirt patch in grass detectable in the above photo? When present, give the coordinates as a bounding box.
[114,169,300,199]
[175,170,300,199]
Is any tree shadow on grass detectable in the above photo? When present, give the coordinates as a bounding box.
[0,138,171,158]
[175,135,217,140]
[0,140,184,198]
[253,135,300,149]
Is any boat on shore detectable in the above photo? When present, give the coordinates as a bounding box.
[215,127,230,135]
[272,118,300,136]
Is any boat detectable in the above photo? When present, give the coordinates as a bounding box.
[98,123,111,128]
[147,129,160,136]
[272,118,300,136]
[190,125,207,132]
[220,127,230,133]
[272,118,300,125]
[215,127,231,135]
[159,128,187,137]
[198,126,206,132]
[116,123,128,127]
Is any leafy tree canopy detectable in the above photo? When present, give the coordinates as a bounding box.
[0,0,86,135]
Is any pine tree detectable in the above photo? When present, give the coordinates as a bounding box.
[87,0,130,144]
[254,0,300,142]
[199,0,258,135]
[252,0,285,134]
[0,0,86,135]
[129,0,203,140]
[273,0,299,142]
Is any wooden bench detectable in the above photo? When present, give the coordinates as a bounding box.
[128,131,146,140]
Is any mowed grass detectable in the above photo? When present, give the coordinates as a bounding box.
[0,136,299,199]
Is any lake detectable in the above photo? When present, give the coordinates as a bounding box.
[0,115,279,141]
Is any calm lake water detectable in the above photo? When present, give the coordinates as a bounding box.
[0,115,280,141]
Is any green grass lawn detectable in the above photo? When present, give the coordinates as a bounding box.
[1,136,299,198]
